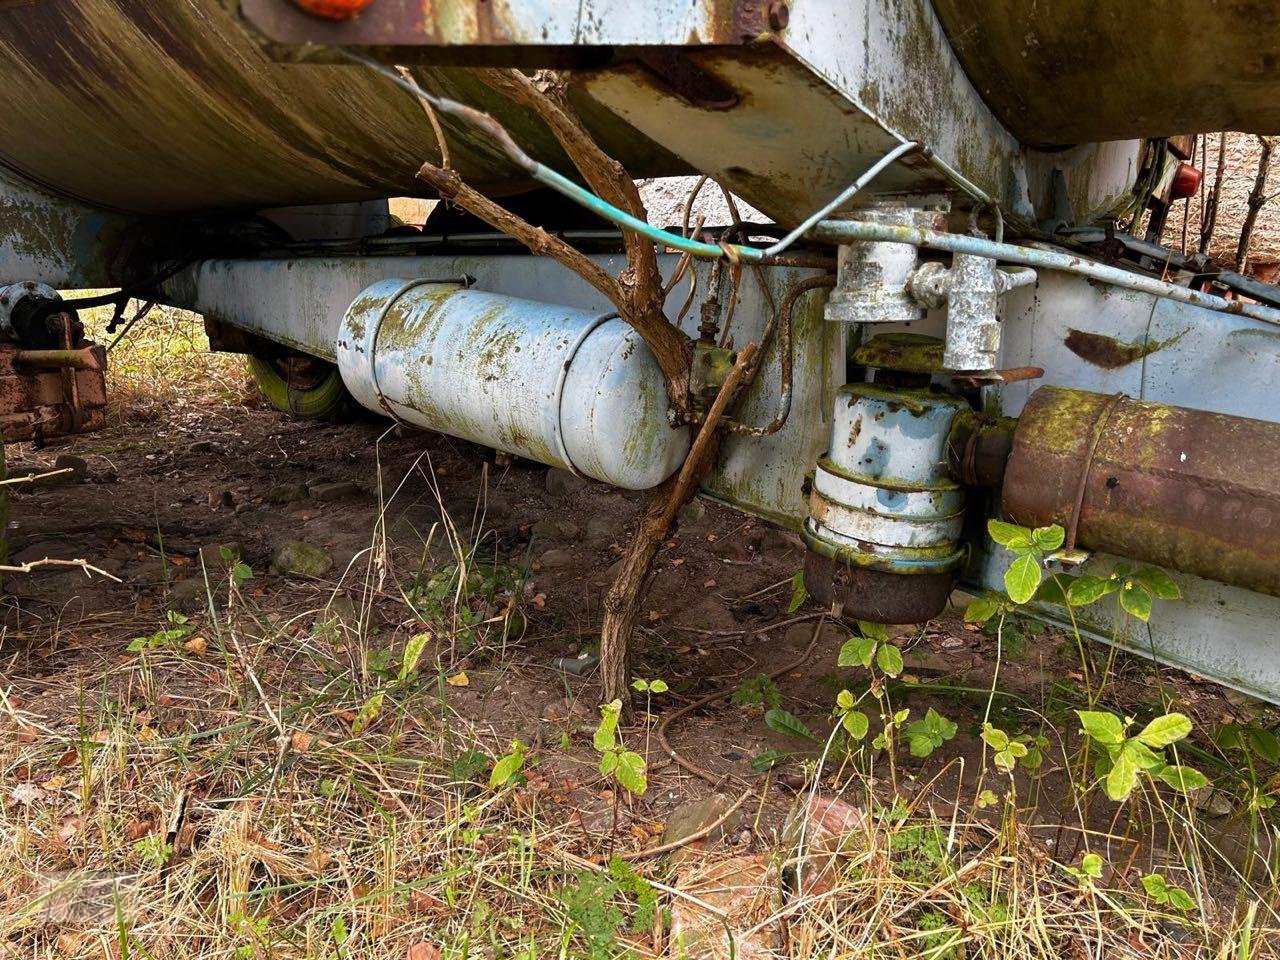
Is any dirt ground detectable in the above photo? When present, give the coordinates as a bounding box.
[0,335,1276,957]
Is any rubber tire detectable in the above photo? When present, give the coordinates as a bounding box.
[247,353,353,420]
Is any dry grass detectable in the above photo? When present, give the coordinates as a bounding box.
[76,295,254,424]
[0,315,1278,958]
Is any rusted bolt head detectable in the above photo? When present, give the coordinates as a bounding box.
[767,1,789,31]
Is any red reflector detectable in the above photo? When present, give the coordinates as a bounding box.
[290,0,375,20]
[1170,162,1203,201]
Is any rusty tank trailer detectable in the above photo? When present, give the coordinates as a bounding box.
[3,0,1280,699]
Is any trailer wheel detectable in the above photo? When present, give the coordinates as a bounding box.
[247,349,353,420]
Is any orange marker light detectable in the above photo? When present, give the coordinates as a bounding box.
[290,0,375,21]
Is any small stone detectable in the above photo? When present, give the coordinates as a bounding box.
[669,855,777,959]
[207,489,235,510]
[553,652,599,676]
[781,794,867,899]
[268,482,308,504]
[482,495,512,521]
[11,540,81,571]
[309,480,359,502]
[546,468,588,497]
[586,516,623,540]
[53,454,88,483]
[752,525,803,557]
[665,793,742,847]
[271,541,333,578]
[677,499,706,525]
[169,578,208,614]
[711,538,751,562]
[530,518,567,540]
[905,648,969,676]
[198,542,243,571]
[1192,786,1233,818]
[538,547,574,568]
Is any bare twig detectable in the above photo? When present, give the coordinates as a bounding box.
[1236,135,1275,273]
[0,557,121,581]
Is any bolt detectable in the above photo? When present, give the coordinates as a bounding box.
[767,0,789,30]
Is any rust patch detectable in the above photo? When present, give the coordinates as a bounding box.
[1064,328,1185,369]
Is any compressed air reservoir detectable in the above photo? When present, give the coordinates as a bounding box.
[335,280,690,489]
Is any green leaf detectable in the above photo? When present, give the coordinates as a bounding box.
[838,635,877,668]
[988,519,1033,551]
[1032,525,1065,552]
[964,595,1002,625]
[594,700,622,752]
[351,692,385,735]
[1134,713,1192,749]
[908,735,936,758]
[599,750,619,776]
[489,743,526,789]
[1004,553,1043,604]
[841,709,869,741]
[1133,566,1181,600]
[835,689,855,711]
[751,749,788,771]
[1080,853,1104,878]
[1167,888,1196,912]
[1076,710,1126,745]
[1248,727,1280,764]
[876,643,904,678]
[648,679,669,694]
[1123,739,1165,771]
[615,750,647,796]
[1104,749,1139,801]
[1119,581,1153,621]
[857,621,890,642]
[787,570,808,614]
[1141,873,1168,899]
[1033,574,1072,606]
[399,632,431,682]
[631,679,648,692]
[765,708,819,742]
[981,724,1010,751]
[1067,575,1111,608]
[1157,764,1208,792]
[230,561,254,587]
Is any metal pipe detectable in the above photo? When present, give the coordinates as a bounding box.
[811,219,1280,328]
[1003,386,1280,596]
[724,275,834,437]
[762,141,919,257]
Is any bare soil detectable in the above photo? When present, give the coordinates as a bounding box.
[0,377,1272,956]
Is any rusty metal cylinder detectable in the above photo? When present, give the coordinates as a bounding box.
[1002,386,1280,596]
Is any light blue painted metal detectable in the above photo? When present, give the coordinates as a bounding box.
[333,279,690,490]
[803,383,967,572]
[812,217,1280,327]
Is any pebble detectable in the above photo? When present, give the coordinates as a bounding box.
[53,454,88,483]
[270,541,333,578]
[198,542,243,570]
[268,482,308,504]
[309,480,358,502]
[545,468,589,497]
[553,652,600,676]
[677,499,706,524]
[531,518,580,540]
[538,547,574,568]
[665,792,742,847]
